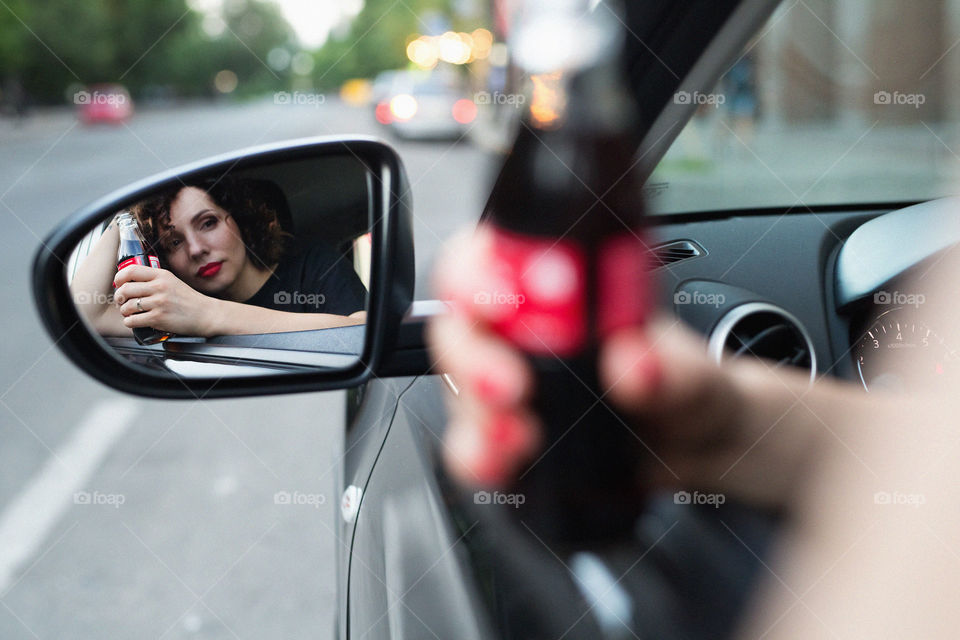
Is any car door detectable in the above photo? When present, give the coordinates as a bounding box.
[347,375,493,640]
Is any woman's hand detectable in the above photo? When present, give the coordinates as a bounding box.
[427,226,847,507]
[113,264,222,337]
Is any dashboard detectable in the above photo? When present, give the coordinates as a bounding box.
[650,197,960,392]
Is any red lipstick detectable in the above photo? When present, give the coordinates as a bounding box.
[197,261,222,278]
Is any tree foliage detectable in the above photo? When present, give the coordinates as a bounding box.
[312,0,457,90]
[0,0,294,104]
[0,0,477,105]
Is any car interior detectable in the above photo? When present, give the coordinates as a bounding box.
[648,198,959,393]
[636,0,960,394]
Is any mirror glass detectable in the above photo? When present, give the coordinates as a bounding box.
[65,154,371,379]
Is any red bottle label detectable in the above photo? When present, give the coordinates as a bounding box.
[486,228,587,357]
[486,227,649,357]
[597,233,650,337]
[118,255,160,270]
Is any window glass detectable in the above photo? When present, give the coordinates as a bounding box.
[650,0,960,214]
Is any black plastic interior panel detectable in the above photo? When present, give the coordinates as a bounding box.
[649,207,892,378]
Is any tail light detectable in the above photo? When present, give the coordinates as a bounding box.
[389,94,418,121]
[375,101,392,124]
[452,98,477,124]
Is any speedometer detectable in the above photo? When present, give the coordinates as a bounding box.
[855,307,955,391]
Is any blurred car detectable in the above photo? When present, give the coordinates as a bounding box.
[76,83,133,125]
[372,69,476,140]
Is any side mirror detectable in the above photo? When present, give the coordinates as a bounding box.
[32,136,414,398]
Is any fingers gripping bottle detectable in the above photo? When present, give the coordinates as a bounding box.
[482,0,651,547]
[115,212,170,345]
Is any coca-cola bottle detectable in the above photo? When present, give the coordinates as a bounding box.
[115,211,171,345]
[481,0,650,547]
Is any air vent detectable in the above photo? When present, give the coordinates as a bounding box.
[647,240,704,270]
[707,302,816,384]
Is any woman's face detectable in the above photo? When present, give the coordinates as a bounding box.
[159,187,250,297]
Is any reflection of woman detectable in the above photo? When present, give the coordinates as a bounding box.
[71,177,367,338]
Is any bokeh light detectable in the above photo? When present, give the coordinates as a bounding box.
[406,31,498,68]
[267,47,292,71]
[471,28,493,59]
[529,72,565,128]
[291,51,315,75]
[389,94,418,121]
[213,69,238,93]
[452,99,477,124]
[340,78,372,105]
[406,37,439,69]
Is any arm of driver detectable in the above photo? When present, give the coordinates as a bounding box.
[739,252,960,640]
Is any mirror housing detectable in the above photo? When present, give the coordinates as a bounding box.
[33,136,414,399]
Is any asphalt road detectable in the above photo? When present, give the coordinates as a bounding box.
[0,98,496,639]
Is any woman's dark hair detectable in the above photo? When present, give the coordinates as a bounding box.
[131,176,292,270]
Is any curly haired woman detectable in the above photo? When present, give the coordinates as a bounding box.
[71,177,367,337]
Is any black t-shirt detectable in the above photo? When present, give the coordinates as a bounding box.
[243,241,367,316]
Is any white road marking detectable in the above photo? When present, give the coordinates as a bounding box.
[0,399,139,592]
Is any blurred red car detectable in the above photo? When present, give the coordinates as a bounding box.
[75,84,133,124]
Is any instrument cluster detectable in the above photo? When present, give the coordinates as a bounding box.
[853,297,956,391]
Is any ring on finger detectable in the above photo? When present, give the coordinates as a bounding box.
[136,298,144,312]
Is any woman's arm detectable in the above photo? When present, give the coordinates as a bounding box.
[114,265,366,337]
[202,302,366,335]
[739,252,960,640]
[69,218,132,337]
